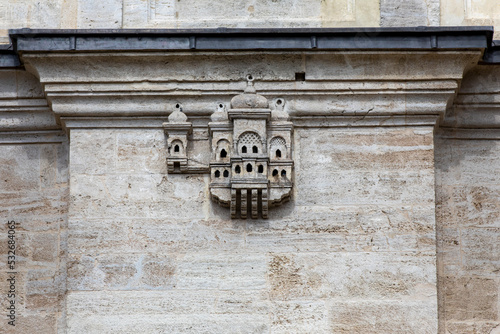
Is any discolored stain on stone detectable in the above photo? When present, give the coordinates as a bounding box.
[140,257,176,288]
[268,254,321,300]
[443,276,498,322]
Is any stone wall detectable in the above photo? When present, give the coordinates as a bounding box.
[1,0,500,44]
[0,142,68,333]
[436,135,500,333]
[0,69,67,334]
[0,29,499,333]
[64,125,438,333]
[435,65,500,334]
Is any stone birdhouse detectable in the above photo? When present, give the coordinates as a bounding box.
[163,103,192,173]
[208,75,294,219]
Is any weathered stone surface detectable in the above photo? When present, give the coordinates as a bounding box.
[442,276,498,321]
[329,300,438,333]
[60,117,440,332]
[381,0,440,26]
[0,141,68,334]
[2,21,499,333]
[441,0,500,39]
[435,122,500,332]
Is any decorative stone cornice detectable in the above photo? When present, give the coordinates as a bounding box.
[0,68,61,142]
[0,27,495,134]
[16,51,482,128]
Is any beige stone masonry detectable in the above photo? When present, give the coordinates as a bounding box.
[7,45,483,333]
[435,64,500,333]
[0,0,380,43]
[21,51,481,122]
[4,0,500,43]
[2,22,498,332]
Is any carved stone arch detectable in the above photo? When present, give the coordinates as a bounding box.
[270,136,287,159]
[237,131,263,155]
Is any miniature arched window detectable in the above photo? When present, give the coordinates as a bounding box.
[270,136,286,160]
[215,170,220,178]
[223,170,229,177]
[272,169,279,176]
[281,169,287,177]
[246,163,253,172]
[258,165,264,173]
[216,139,230,161]
[235,165,241,174]
[238,132,262,155]
[171,139,184,155]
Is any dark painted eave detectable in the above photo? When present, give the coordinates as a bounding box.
[1,26,498,67]
[0,44,21,68]
[481,40,500,64]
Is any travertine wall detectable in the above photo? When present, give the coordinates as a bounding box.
[64,125,438,333]
[435,65,500,334]
[436,135,500,334]
[0,142,68,333]
[0,69,67,334]
[1,0,500,43]
[0,24,498,333]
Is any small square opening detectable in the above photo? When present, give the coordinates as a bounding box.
[295,72,306,81]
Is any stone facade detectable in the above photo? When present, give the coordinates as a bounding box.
[0,3,499,334]
[2,0,500,42]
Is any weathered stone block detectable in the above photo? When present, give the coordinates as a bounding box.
[77,0,122,28]
[381,0,440,26]
[116,129,168,174]
[329,300,438,333]
[0,145,40,192]
[442,276,498,321]
[66,291,269,333]
[270,300,329,333]
[67,253,176,290]
[68,218,246,255]
[70,130,116,175]
[267,252,436,301]
[175,253,268,290]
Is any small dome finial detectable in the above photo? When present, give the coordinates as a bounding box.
[211,102,228,122]
[244,74,256,94]
[168,103,188,123]
[272,98,289,120]
[230,75,268,109]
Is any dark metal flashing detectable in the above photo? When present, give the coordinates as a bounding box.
[0,44,21,68]
[3,26,499,66]
[481,41,500,64]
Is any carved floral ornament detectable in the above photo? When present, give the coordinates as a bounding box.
[163,75,293,219]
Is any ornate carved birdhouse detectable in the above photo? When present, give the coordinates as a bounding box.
[163,104,192,173]
[208,75,294,219]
